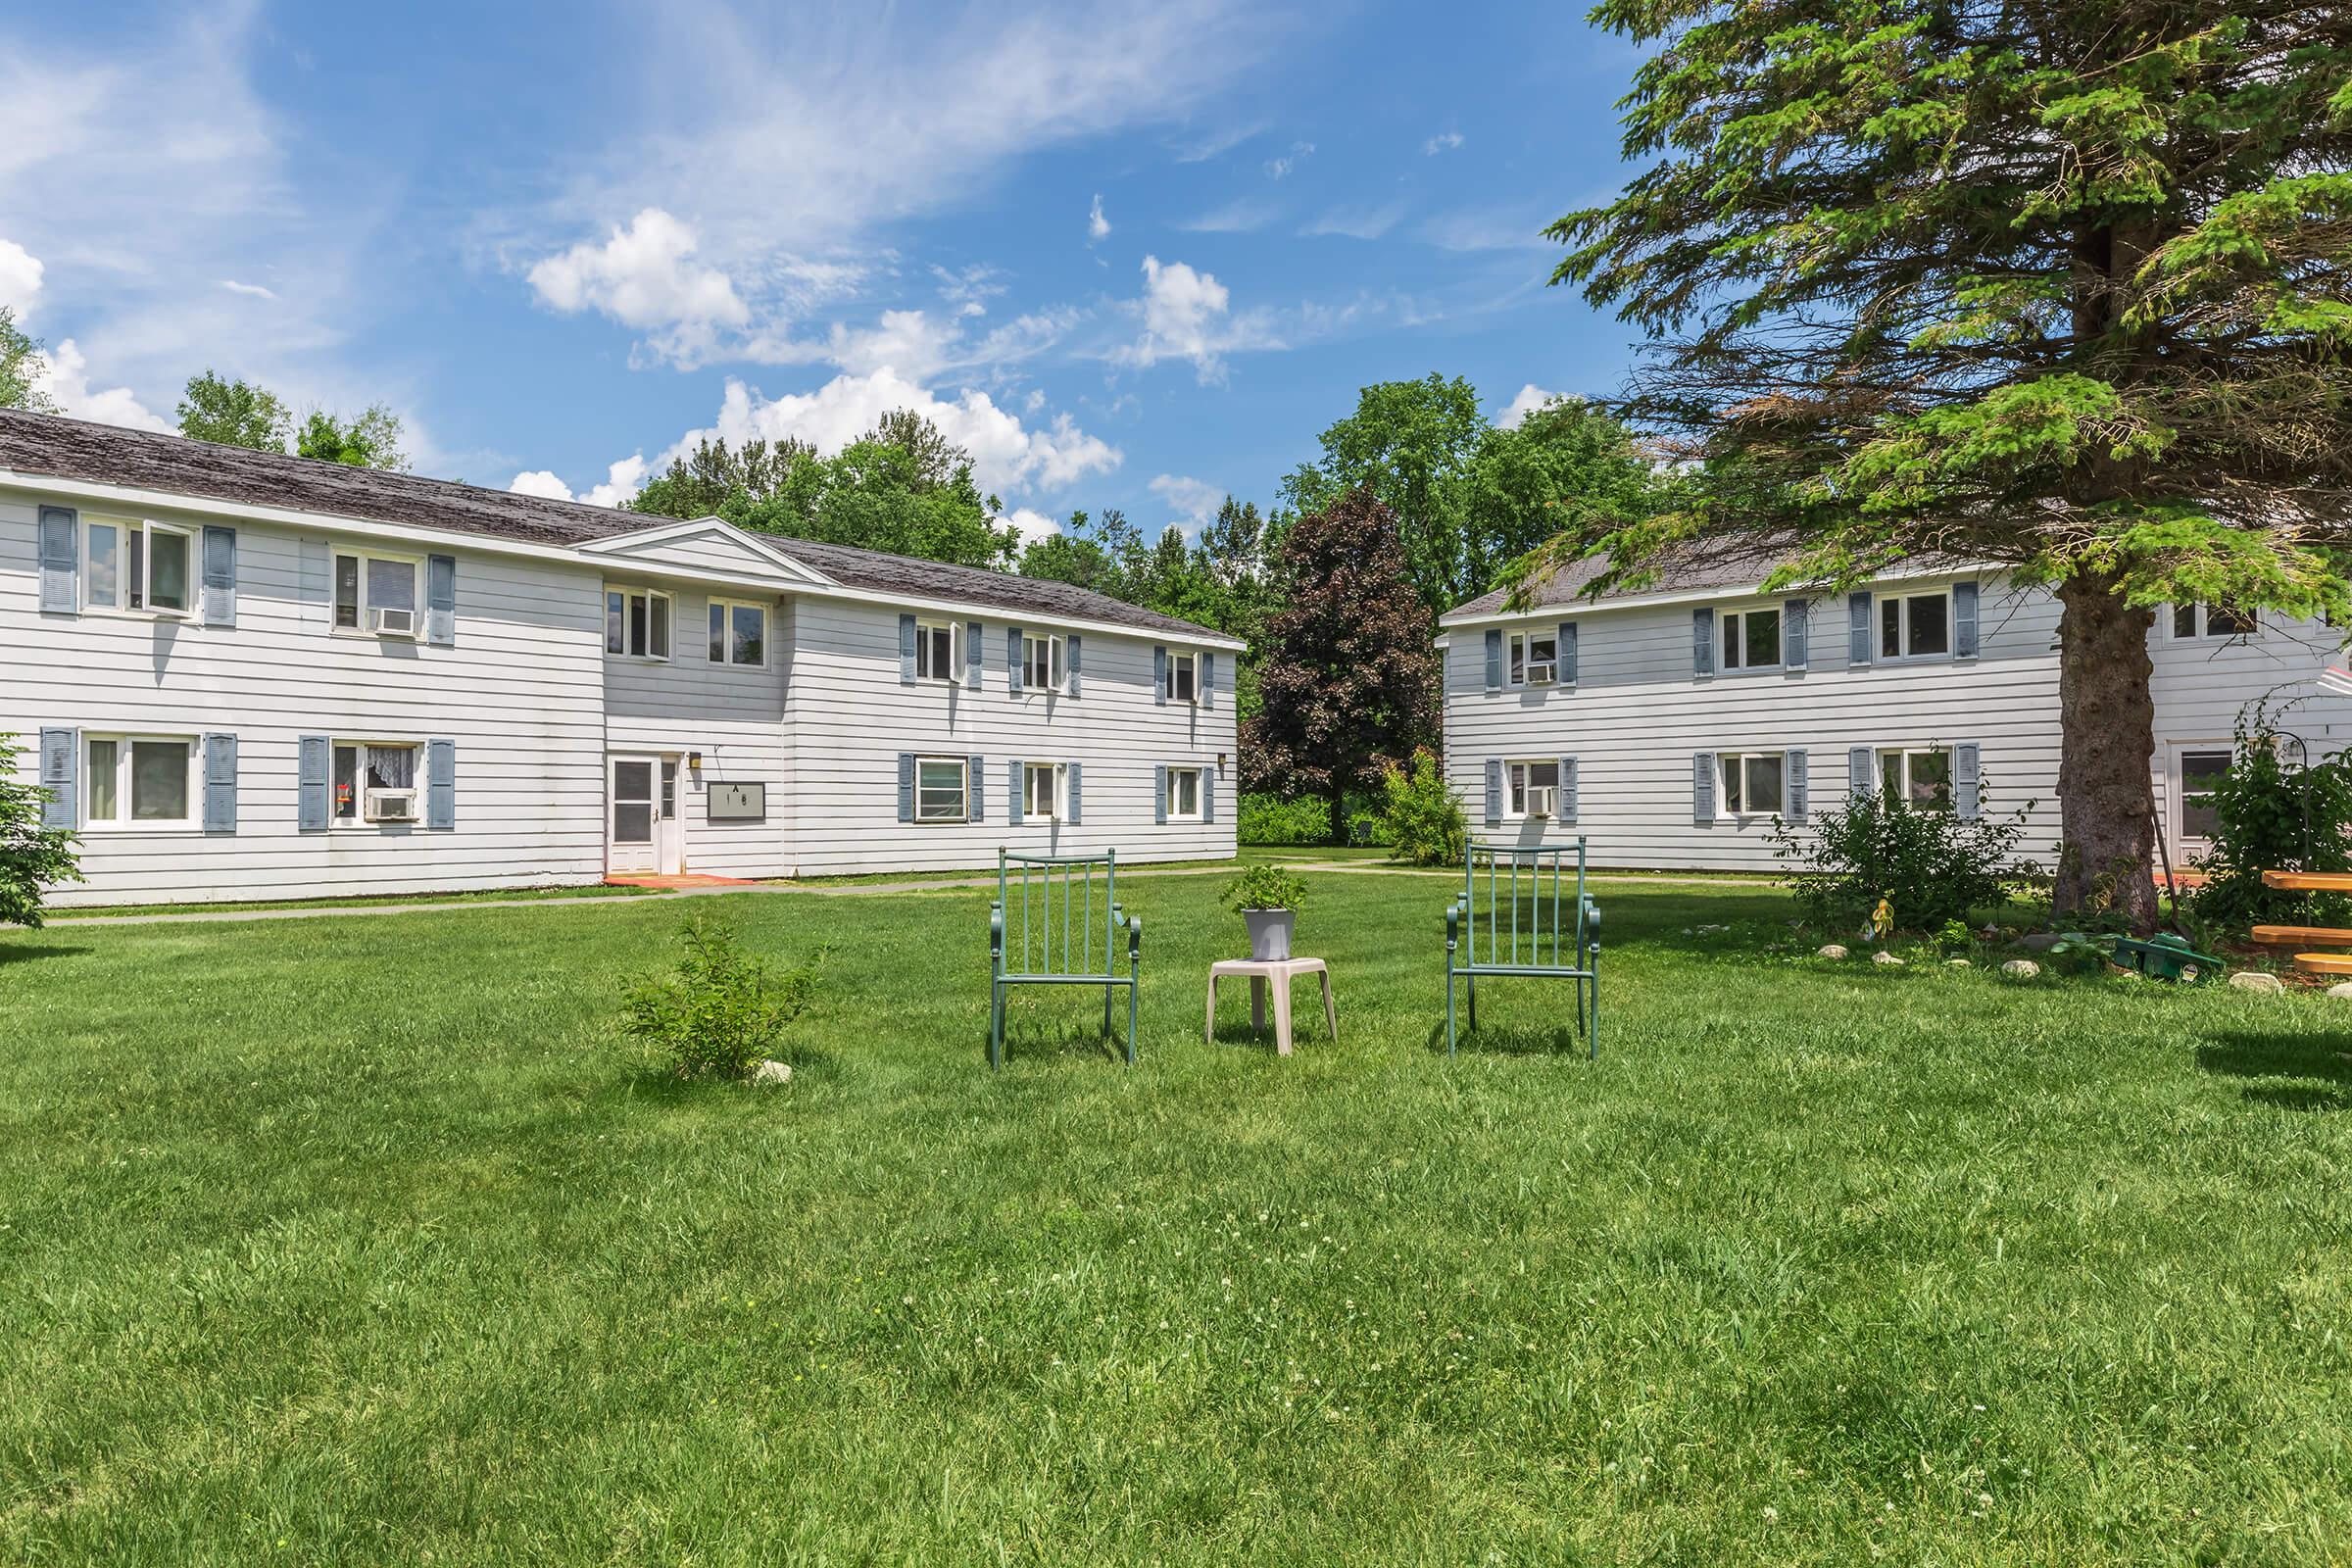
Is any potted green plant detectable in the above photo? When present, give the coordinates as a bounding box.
[1223,865,1308,960]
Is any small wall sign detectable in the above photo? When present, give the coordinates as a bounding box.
[708,781,766,822]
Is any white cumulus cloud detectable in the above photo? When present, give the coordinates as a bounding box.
[33,339,172,432]
[527,208,749,363]
[1112,255,1280,381]
[1088,193,1110,241]
[1004,508,1062,546]
[1149,473,1223,531]
[1498,383,1567,428]
[0,238,43,316]
[506,454,653,510]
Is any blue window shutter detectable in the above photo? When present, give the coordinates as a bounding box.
[1848,591,1873,664]
[1067,634,1083,698]
[1200,651,1214,709]
[1153,646,1167,705]
[1954,581,1980,659]
[297,735,330,831]
[38,506,77,614]
[1692,609,1715,676]
[1483,758,1502,827]
[1787,748,1809,821]
[1006,759,1025,825]
[1203,768,1216,824]
[1558,756,1579,824]
[898,613,917,684]
[1007,627,1024,694]
[897,753,914,822]
[1848,746,1875,797]
[202,526,238,628]
[1066,761,1083,824]
[964,621,983,689]
[1955,743,1983,820]
[1154,764,1168,824]
[968,755,985,822]
[1484,629,1502,693]
[426,739,457,829]
[38,727,76,830]
[1557,622,1578,685]
[1784,599,1808,669]
[425,553,456,646]
[1693,752,1717,823]
[201,733,238,833]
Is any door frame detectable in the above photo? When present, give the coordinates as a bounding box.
[607,751,685,876]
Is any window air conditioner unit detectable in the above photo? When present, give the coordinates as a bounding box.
[1526,661,1556,686]
[1526,785,1557,818]
[373,607,416,636]
[366,789,418,822]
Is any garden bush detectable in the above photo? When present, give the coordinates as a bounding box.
[1772,783,2035,934]
[622,913,818,1079]
[2185,703,2352,933]
[1237,793,1337,847]
[1377,748,1467,866]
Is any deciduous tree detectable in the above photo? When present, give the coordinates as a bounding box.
[1,309,57,415]
[0,733,83,927]
[177,370,290,451]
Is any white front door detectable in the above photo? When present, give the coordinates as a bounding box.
[609,755,660,874]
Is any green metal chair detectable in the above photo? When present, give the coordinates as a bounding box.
[1445,840,1600,1057]
[989,849,1142,1070]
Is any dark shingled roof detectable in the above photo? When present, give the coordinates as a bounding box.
[1446,536,1797,620]
[0,408,1231,641]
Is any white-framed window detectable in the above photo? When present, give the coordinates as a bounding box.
[2178,747,2233,841]
[1880,590,1952,659]
[706,598,766,667]
[1024,761,1065,821]
[82,517,192,615]
[1025,632,1067,693]
[331,740,423,825]
[81,734,196,827]
[1720,607,1782,671]
[1506,759,1562,817]
[2171,603,2256,640]
[603,586,671,660]
[338,551,423,638]
[914,756,968,823]
[1164,649,1198,704]
[1719,751,1786,816]
[1879,747,1953,808]
[1508,631,1559,687]
[1166,765,1203,822]
[913,617,957,681]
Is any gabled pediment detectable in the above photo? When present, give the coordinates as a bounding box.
[578,516,834,588]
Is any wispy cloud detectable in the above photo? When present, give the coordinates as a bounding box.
[1417,208,1556,253]
[1422,130,1464,156]
[1177,198,1278,234]
[1302,203,1404,241]
[1088,193,1111,242]
[219,278,277,299]
[1169,121,1264,163]
[1263,140,1315,180]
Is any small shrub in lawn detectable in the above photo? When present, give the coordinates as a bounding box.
[0,732,84,929]
[622,913,817,1079]
[1772,782,2035,934]
[1221,864,1308,913]
[1237,793,1337,847]
[1376,748,1467,866]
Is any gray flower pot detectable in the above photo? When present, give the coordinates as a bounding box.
[1243,907,1295,961]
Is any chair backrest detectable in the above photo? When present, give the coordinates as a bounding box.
[1462,839,1588,968]
[999,848,1121,976]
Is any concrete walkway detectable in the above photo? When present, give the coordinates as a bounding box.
[43,859,1775,929]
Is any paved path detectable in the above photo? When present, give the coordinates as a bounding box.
[43,860,1775,929]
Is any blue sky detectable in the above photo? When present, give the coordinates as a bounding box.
[1,0,1649,541]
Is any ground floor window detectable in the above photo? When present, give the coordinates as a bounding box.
[83,735,196,825]
[333,741,422,823]
[916,757,968,823]
[1506,759,1561,816]
[1879,747,1952,808]
[1720,751,1784,815]
[2179,748,2233,841]
[1024,761,1064,821]
[1166,765,1202,821]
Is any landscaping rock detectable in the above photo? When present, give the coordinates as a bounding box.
[2229,971,2285,996]
[1945,958,1973,968]
[751,1059,794,1086]
[2017,932,2064,954]
[1816,944,1849,959]
[2000,959,2040,979]
[2328,982,2352,1001]
[1872,951,1905,967]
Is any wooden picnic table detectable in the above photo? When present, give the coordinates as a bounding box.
[2261,870,2352,892]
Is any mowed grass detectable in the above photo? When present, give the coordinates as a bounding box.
[3,875,2349,1564]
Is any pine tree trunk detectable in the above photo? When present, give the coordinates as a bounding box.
[2053,571,2158,930]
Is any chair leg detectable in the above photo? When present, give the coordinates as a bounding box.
[1446,970,1455,1058]
[1467,973,1477,1032]
[990,981,1004,1072]
[1271,971,1294,1056]
[1205,973,1218,1048]
[1320,968,1337,1042]
[1127,964,1139,1065]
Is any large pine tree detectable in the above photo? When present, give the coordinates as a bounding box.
[1536,0,2352,924]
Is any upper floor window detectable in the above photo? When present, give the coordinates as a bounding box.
[82,734,195,827]
[84,517,191,615]
[1879,747,1952,808]
[341,551,421,638]
[707,598,766,666]
[1719,751,1785,815]
[913,617,956,681]
[1507,759,1562,817]
[1721,608,1782,671]
[605,586,671,661]
[2173,603,2255,640]
[1164,649,1198,704]
[1026,632,1067,693]
[1881,591,1951,659]
[1509,631,1558,687]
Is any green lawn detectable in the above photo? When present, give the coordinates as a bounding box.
[4,875,2348,1563]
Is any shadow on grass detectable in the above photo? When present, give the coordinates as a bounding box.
[2195,1031,2352,1111]
[1424,1019,1592,1059]
[0,942,91,966]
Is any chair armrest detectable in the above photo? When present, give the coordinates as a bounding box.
[1113,904,1142,959]
[1446,900,1462,948]
[989,906,1004,966]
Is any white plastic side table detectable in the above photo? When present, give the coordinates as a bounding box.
[1205,957,1337,1055]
